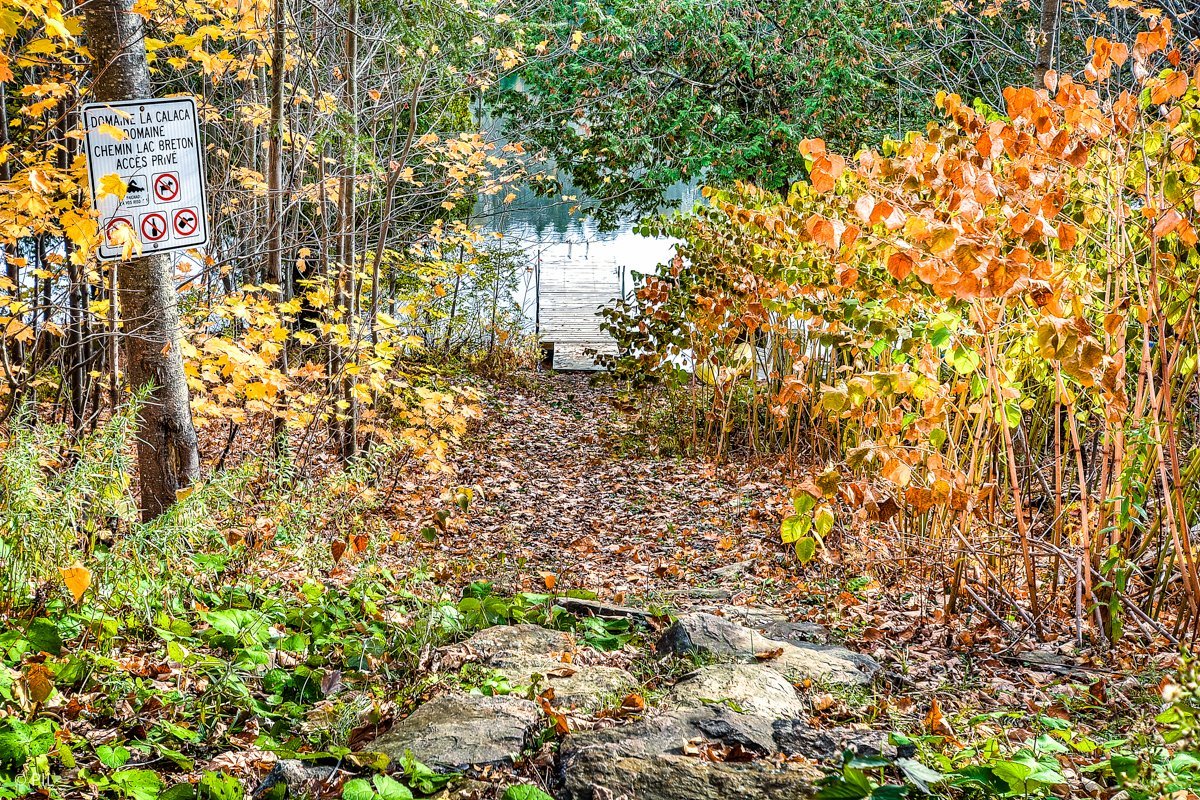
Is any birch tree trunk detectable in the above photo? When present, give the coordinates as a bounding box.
[1034,0,1062,86]
[81,0,200,520]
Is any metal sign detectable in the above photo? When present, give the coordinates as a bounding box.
[82,97,208,261]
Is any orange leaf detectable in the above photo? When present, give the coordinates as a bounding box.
[805,214,835,249]
[538,694,570,734]
[541,572,558,591]
[60,562,91,604]
[23,664,53,704]
[887,252,913,281]
[923,697,960,744]
[1057,222,1077,251]
[620,693,646,713]
[1155,209,1184,238]
[798,138,826,159]
[331,540,347,564]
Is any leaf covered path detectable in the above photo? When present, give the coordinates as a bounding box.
[442,372,789,604]
[415,371,1168,719]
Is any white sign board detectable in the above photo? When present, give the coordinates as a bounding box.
[82,97,208,261]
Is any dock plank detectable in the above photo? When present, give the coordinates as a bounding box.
[538,278,620,370]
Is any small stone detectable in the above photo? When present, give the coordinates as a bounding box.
[658,613,878,686]
[668,664,807,718]
[711,559,756,579]
[370,694,541,773]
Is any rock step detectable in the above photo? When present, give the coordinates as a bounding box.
[363,611,886,799]
[437,623,637,710]
[658,612,879,686]
[557,703,892,800]
[371,694,541,773]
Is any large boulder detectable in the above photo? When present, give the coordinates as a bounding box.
[658,613,878,686]
[442,624,636,710]
[667,664,807,718]
[370,694,541,773]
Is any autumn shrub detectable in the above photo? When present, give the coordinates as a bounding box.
[603,21,1200,642]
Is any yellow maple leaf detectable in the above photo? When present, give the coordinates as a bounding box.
[44,13,72,41]
[97,173,127,201]
[96,123,126,141]
[60,209,97,249]
[106,220,142,260]
[3,317,33,344]
[244,381,275,401]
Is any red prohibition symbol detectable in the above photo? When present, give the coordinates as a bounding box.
[172,207,199,237]
[140,212,168,242]
[153,171,180,202]
[105,216,133,243]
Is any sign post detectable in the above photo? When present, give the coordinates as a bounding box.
[82,96,208,261]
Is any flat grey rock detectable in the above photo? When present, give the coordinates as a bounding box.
[557,704,894,800]
[457,623,574,660]
[707,606,831,645]
[497,658,635,710]
[557,706,814,800]
[772,719,895,760]
[658,613,878,686]
[668,664,807,718]
[445,624,636,710]
[370,694,541,773]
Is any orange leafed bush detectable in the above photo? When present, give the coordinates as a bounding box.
[609,19,1200,640]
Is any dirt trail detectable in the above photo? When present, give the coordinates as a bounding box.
[447,372,790,603]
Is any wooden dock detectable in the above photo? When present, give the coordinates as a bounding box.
[537,265,621,371]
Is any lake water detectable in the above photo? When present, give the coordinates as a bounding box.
[472,101,700,334]
[474,178,700,327]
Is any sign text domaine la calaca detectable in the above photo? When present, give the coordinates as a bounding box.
[82,96,209,261]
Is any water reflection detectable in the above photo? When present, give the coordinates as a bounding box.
[471,119,700,326]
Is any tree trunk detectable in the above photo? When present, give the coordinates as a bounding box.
[267,0,289,453]
[1034,0,1062,86]
[334,0,359,461]
[81,0,200,520]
